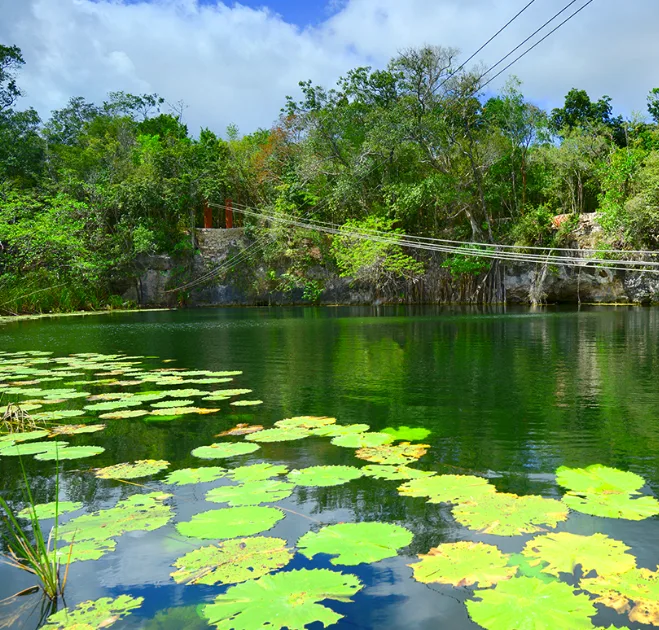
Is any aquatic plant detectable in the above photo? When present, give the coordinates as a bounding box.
[398,474,495,504]
[206,480,295,506]
[288,465,364,487]
[355,442,429,465]
[382,426,431,441]
[191,442,260,459]
[246,427,309,443]
[94,459,170,480]
[42,595,144,629]
[176,506,285,539]
[164,467,227,485]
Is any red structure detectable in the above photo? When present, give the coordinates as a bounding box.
[203,200,213,228]
[225,198,234,229]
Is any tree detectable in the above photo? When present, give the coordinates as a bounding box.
[43,97,101,145]
[0,44,24,113]
[648,88,659,124]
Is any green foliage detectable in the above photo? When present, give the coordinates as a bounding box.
[205,480,295,506]
[441,247,491,278]
[42,595,144,629]
[176,506,285,540]
[94,459,170,480]
[288,465,364,487]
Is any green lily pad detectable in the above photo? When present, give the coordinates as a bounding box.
[32,410,85,421]
[581,567,659,626]
[355,443,429,465]
[208,389,253,397]
[98,409,150,420]
[227,464,289,483]
[171,536,293,586]
[556,464,646,494]
[0,440,70,457]
[18,501,83,520]
[52,538,117,563]
[246,428,309,443]
[160,389,210,398]
[42,595,144,629]
[206,480,295,506]
[230,400,263,407]
[398,474,496,504]
[151,399,195,409]
[362,465,435,481]
[84,400,143,411]
[331,432,394,448]
[563,491,659,520]
[410,541,516,587]
[507,553,557,584]
[35,446,106,461]
[151,407,219,416]
[176,506,285,540]
[382,426,431,442]
[60,492,173,542]
[522,532,636,577]
[298,522,413,566]
[466,577,598,630]
[311,423,369,437]
[164,467,227,485]
[95,459,170,480]
[48,424,106,436]
[201,568,362,630]
[0,430,49,444]
[288,465,364,487]
[275,416,336,430]
[192,442,260,459]
[452,492,569,536]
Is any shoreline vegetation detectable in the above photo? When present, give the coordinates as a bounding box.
[1,43,659,314]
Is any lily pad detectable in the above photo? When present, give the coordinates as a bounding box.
[165,467,227,485]
[216,424,264,437]
[53,538,117,563]
[228,464,289,483]
[311,423,369,437]
[382,426,431,442]
[410,542,516,587]
[355,442,430,465]
[288,465,363,487]
[32,410,85,421]
[466,577,598,630]
[171,536,293,586]
[452,492,569,536]
[48,424,106,436]
[151,399,195,409]
[581,567,659,626]
[206,480,295,506]
[556,464,646,494]
[331,432,394,448]
[275,416,336,430]
[522,532,636,577]
[563,491,659,520]
[160,389,210,398]
[208,389,253,397]
[95,459,170,480]
[398,474,496,504]
[42,595,144,629]
[362,465,435,481]
[151,407,219,416]
[246,428,309,443]
[192,442,260,459]
[0,440,70,457]
[18,501,83,520]
[84,400,143,411]
[201,568,362,630]
[0,430,49,444]
[98,409,150,420]
[176,506,285,540]
[60,492,173,542]
[230,400,263,407]
[35,446,106,461]
[298,522,413,566]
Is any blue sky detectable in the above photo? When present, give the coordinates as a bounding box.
[2,0,658,135]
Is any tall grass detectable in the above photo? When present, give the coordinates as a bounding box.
[0,455,72,602]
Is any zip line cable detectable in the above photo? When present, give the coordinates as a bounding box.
[166,0,603,293]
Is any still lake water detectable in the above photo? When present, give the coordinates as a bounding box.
[1,305,659,629]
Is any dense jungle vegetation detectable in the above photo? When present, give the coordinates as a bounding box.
[1,43,659,313]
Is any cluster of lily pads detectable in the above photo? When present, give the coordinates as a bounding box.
[3,351,659,629]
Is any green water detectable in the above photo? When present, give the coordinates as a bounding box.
[1,305,659,629]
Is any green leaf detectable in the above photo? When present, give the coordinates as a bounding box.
[0,441,70,457]
[310,423,369,437]
[556,464,646,494]
[362,465,435,481]
[298,522,413,566]
[288,465,364,487]
[60,492,173,542]
[0,430,49,444]
[409,542,516,587]
[98,409,150,419]
[151,407,219,416]
[176,506,285,540]
[35,446,106,461]
[208,389,253,397]
[151,399,195,409]
[48,424,106,436]
[42,595,144,629]
[246,428,309,443]
[160,388,211,398]
[466,577,598,630]
[382,426,431,442]
[275,416,336,430]
[331,432,394,448]
[18,501,83,520]
[522,532,636,577]
[398,474,496,504]
[84,400,143,411]
[171,536,292,586]
[164,467,227,485]
[201,569,362,630]
[452,492,569,536]
[95,459,170,480]
[506,553,557,583]
[355,443,429,465]
[52,538,117,563]
[227,464,289,483]
[563,491,659,520]
[192,442,260,459]
[230,400,263,406]
[206,480,295,506]
[32,410,85,421]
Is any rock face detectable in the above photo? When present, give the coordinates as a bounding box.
[127,227,659,307]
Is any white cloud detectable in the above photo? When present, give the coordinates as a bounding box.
[1,0,658,136]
